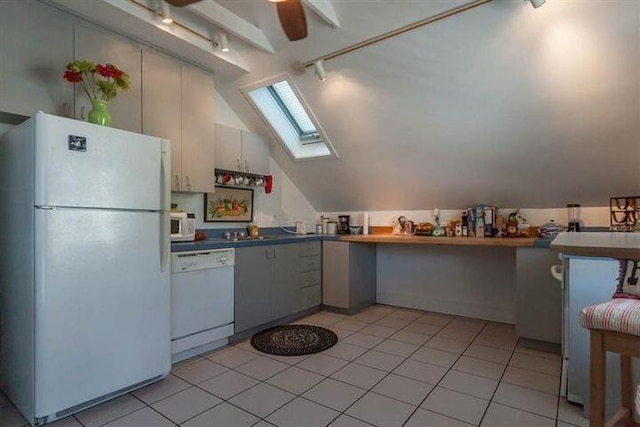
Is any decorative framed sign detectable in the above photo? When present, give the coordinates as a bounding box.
[204,187,254,222]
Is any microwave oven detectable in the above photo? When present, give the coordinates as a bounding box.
[171,212,196,242]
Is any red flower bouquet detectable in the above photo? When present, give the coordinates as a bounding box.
[63,60,130,102]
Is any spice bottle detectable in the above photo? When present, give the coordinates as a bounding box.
[461,211,469,237]
[507,213,518,237]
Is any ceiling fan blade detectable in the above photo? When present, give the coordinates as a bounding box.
[164,0,200,7]
[276,0,308,41]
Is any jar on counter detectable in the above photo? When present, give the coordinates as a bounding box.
[327,221,338,235]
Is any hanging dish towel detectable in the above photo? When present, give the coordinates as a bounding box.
[265,175,273,194]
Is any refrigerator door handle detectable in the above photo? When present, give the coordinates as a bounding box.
[160,140,171,272]
[161,211,169,272]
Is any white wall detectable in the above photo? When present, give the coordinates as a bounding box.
[171,90,318,232]
[215,0,640,211]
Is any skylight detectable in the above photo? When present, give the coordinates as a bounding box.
[242,76,337,160]
[269,82,318,137]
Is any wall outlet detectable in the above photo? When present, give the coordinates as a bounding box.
[271,214,277,224]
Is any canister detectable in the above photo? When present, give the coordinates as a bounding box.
[321,217,329,234]
[327,221,338,235]
[315,224,323,234]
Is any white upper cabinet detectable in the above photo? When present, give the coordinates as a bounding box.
[74,22,142,133]
[142,49,182,191]
[0,0,74,117]
[215,124,269,175]
[215,124,242,171]
[241,131,269,175]
[142,50,215,193]
[180,63,215,193]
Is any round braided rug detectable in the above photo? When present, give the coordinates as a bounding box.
[250,325,338,356]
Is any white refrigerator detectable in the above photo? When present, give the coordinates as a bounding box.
[0,112,171,425]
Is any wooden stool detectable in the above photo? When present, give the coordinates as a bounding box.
[580,299,640,427]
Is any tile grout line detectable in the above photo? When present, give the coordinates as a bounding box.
[400,317,486,427]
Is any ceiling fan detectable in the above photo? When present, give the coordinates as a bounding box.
[165,0,308,41]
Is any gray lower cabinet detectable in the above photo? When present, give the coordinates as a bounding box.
[270,243,302,320]
[515,247,562,344]
[322,241,376,312]
[235,242,321,334]
[235,245,272,333]
[299,242,322,311]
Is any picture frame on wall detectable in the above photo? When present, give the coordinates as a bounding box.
[204,187,254,222]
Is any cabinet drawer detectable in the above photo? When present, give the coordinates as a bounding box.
[299,241,321,257]
[300,270,321,288]
[300,285,321,310]
[299,255,321,272]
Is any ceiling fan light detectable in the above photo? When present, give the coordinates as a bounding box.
[528,0,546,9]
[313,60,327,81]
[158,1,173,24]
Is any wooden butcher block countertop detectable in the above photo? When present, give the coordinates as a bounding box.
[339,234,541,247]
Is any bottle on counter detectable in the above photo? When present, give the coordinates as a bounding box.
[507,212,519,237]
[476,216,485,239]
[461,211,469,237]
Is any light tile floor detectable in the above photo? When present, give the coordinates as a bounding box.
[1,305,590,427]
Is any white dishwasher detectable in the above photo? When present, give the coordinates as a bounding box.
[171,249,234,363]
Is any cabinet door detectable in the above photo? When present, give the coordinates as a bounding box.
[181,64,215,193]
[215,124,242,171]
[271,243,301,319]
[0,0,74,117]
[234,246,271,333]
[74,22,142,133]
[241,131,269,175]
[515,248,562,344]
[322,241,350,309]
[142,49,182,191]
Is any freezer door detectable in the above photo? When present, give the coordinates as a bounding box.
[34,207,170,418]
[33,112,168,211]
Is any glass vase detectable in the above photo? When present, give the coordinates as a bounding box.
[87,99,112,127]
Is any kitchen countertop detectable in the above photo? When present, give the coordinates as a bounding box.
[551,232,640,260]
[339,234,547,247]
[171,233,337,252]
[172,233,552,252]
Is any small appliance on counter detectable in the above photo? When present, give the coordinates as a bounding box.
[338,215,350,234]
[393,216,415,235]
[171,212,196,242]
[567,204,581,232]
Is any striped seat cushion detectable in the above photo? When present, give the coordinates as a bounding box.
[580,299,640,336]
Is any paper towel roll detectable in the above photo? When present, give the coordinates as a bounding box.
[363,212,369,235]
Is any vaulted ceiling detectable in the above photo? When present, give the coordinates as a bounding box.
[51,0,640,210]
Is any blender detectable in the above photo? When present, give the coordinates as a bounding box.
[567,204,581,232]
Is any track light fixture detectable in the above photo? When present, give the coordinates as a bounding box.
[213,33,229,52]
[158,0,173,24]
[313,59,326,81]
[527,0,545,8]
